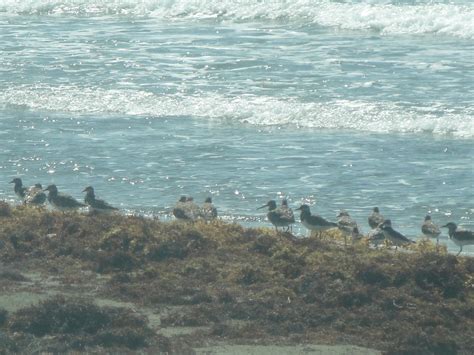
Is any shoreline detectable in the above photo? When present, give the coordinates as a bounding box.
[0,204,473,353]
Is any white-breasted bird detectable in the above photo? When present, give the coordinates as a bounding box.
[442,222,474,256]
[295,204,338,237]
[82,186,118,213]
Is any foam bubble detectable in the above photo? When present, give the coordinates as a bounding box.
[2,85,472,138]
[0,0,472,39]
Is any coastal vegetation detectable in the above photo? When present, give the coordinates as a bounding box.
[0,203,473,354]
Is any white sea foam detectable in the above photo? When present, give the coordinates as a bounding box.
[0,0,472,39]
[2,85,472,138]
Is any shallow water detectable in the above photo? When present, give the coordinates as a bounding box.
[0,0,473,253]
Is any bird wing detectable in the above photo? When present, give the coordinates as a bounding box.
[57,193,86,207]
[272,208,294,223]
[26,191,46,204]
[18,186,27,199]
[92,198,117,210]
[455,230,474,242]
[389,227,414,243]
[173,207,189,219]
[338,216,357,228]
[310,214,337,227]
[280,207,295,223]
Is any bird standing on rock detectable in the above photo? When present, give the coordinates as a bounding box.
[380,219,414,248]
[25,183,47,206]
[200,197,218,221]
[368,207,385,229]
[10,178,46,206]
[442,222,474,256]
[280,199,295,231]
[258,200,294,232]
[337,210,359,245]
[82,186,118,213]
[44,184,86,211]
[295,204,338,237]
[421,215,441,248]
[10,178,27,201]
[173,196,198,221]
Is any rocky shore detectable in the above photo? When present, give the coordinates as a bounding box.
[0,203,473,354]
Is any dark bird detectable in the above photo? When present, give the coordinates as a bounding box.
[380,219,414,248]
[421,215,441,247]
[82,186,118,213]
[258,200,294,232]
[173,196,196,221]
[10,178,27,201]
[295,204,338,237]
[25,183,47,205]
[442,222,474,256]
[200,197,218,221]
[44,184,86,211]
[337,210,359,245]
[368,207,385,229]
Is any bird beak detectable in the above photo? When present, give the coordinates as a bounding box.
[9,180,14,183]
[257,204,268,210]
[441,224,448,228]
[295,206,302,211]
[82,188,87,192]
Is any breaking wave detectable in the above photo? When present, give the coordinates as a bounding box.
[0,0,473,39]
[2,85,472,138]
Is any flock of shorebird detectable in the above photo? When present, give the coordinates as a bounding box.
[9,178,474,256]
[256,200,473,255]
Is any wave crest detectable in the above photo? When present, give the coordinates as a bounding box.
[2,85,472,138]
[0,1,473,39]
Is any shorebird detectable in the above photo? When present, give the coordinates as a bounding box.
[9,178,27,201]
[25,183,47,206]
[337,210,358,245]
[380,219,414,248]
[442,222,474,256]
[367,224,386,247]
[258,200,294,232]
[295,204,338,237]
[186,196,201,220]
[44,184,86,211]
[173,196,197,221]
[173,196,190,220]
[200,197,218,221]
[368,207,385,229]
[421,215,441,247]
[82,186,118,213]
[280,199,295,231]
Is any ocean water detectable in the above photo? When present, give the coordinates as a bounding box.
[0,0,473,253]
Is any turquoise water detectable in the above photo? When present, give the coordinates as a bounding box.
[0,1,473,253]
